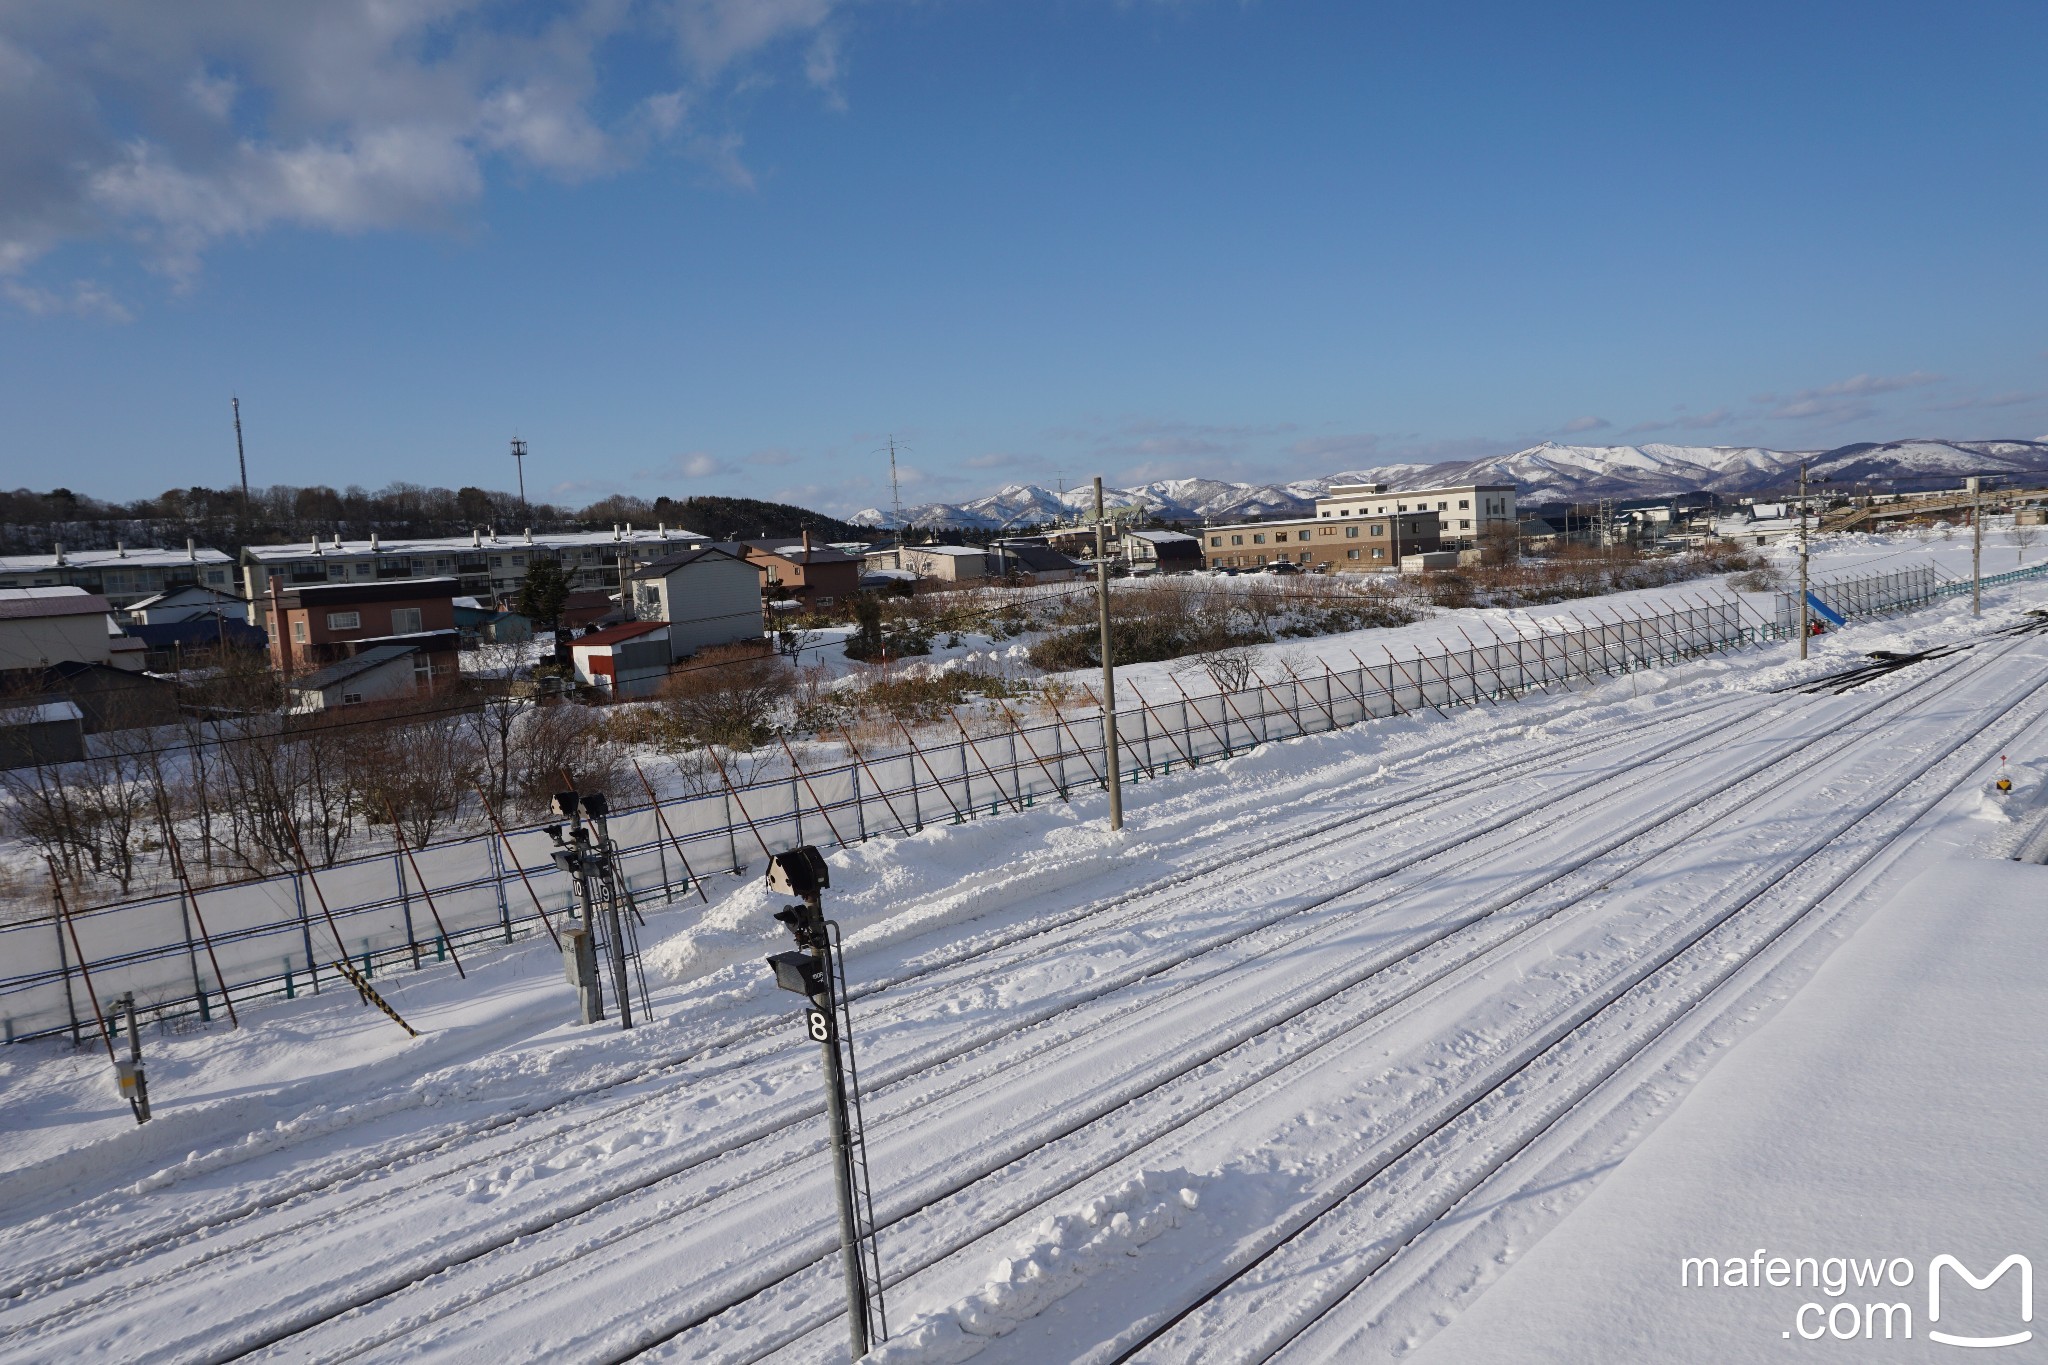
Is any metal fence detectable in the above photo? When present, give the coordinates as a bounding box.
[2,600,1751,1042]
[1774,559,2048,632]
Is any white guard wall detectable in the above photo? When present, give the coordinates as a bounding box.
[658,557,765,658]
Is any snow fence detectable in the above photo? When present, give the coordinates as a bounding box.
[1,599,1753,1043]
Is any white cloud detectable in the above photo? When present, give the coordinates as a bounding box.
[1,277,132,322]
[1559,415,1609,434]
[681,452,733,478]
[0,0,862,305]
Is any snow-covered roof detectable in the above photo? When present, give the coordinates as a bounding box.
[0,546,232,571]
[0,699,84,726]
[243,528,708,561]
[0,586,112,619]
[1127,530,1198,544]
[901,545,988,557]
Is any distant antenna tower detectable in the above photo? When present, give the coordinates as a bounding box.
[887,434,905,531]
[510,437,528,509]
[231,395,250,508]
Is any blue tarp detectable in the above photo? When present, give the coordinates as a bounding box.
[1805,592,1848,628]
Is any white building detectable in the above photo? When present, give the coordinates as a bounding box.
[1122,529,1202,572]
[863,544,994,582]
[1313,482,1517,544]
[286,644,429,711]
[241,526,710,608]
[627,547,765,658]
[0,587,120,673]
[0,542,236,609]
[123,585,250,625]
[570,621,673,693]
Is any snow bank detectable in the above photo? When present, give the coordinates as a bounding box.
[871,1171,1205,1362]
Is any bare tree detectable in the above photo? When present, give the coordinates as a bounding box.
[659,646,795,749]
[2013,514,2040,564]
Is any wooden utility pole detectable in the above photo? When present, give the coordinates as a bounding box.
[1970,476,1984,618]
[510,437,528,511]
[1094,476,1122,831]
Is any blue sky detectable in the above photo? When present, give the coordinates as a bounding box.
[3,1,2045,514]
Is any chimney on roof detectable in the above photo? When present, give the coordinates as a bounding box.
[53,541,64,566]
[370,531,379,552]
[658,522,666,537]
[624,521,632,537]
[332,532,341,549]
[488,525,497,542]
[803,528,814,555]
[116,541,126,557]
[187,537,196,562]
[524,527,533,544]
[311,536,321,554]
[613,524,621,542]
[472,528,481,547]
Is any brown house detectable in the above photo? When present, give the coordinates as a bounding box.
[733,534,861,610]
[1202,512,1442,572]
[261,577,461,681]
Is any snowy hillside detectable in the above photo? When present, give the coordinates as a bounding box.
[851,438,2048,528]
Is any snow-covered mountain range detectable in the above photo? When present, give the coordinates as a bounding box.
[849,438,2048,529]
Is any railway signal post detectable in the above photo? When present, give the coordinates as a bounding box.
[764,847,886,1358]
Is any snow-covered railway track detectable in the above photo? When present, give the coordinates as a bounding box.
[0,686,1758,1324]
[11,633,2035,1365]
[645,635,2048,1365]
[1117,651,2048,1364]
[191,642,2020,1364]
[0,684,1779,1363]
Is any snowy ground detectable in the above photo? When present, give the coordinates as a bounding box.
[3,548,2047,1364]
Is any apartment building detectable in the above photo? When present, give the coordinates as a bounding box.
[0,542,237,609]
[240,526,709,608]
[1313,482,1516,544]
[1202,511,1442,571]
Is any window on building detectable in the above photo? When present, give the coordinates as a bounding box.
[1345,548,1360,560]
[1396,503,1407,512]
[513,555,527,567]
[1298,551,1311,564]
[326,611,360,630]
[490,556,503,568]
[1252,533,1265,544]
[1460,519,1471,530]
[391,607,423,634]
[1373,524,1386,535]
[816,596,834,608]
[1231,535,1243,545]
[1274,531,1288,542]
[1345,526,1359,538]
[292,619,307,642]
[1373,547,1386,558]
[1340,508,1351,516]
[342,690,363,705]
[1459,499,1470,509]
[1209,536,1222,547]
[354,564,373,577]
[1256,553,1267,564]
[1318,526,1334,537]
[1438,501,1448,510]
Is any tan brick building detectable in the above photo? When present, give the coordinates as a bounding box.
[1201,511,1442,571]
